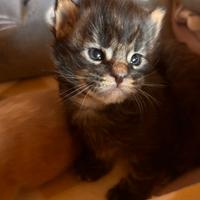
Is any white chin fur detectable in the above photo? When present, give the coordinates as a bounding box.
[73,88,130,110]
[96,88,128,105]
[74,76,135,109]
[94,76,133,105]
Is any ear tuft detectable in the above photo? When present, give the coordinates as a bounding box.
[54,0,79,39]
[150,8,166,38]
[142,7,166,50]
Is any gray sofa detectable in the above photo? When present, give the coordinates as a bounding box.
[0,0,55,82]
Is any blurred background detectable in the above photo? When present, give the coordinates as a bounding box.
[0,0,54,82]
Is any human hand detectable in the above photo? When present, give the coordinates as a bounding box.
[172,0,200,55]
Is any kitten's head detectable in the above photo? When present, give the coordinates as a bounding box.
[53,0,165,109]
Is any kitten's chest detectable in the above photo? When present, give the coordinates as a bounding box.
[71,105,143,155]
[71,104,139,134]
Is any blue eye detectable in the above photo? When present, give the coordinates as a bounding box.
[130,53,142,66]
[88,48,104,61]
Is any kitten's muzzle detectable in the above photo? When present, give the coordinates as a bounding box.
[111,62,128,86]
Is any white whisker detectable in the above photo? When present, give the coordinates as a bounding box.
[68,83,93,100]
[63,82,93,100]
[134,95,144,114]
[142,83,166,88]
[57,72,91,83]
[137,88,160,107]
[60,84,86,97]
[62,84,89,99]
[143,70,157,79]
[78,89,90,111]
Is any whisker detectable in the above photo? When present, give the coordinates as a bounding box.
[58,84,89,104]
[78,89,90,111]
[133,94,144,114]
[62,84,90,99]
[142,83,166,88]
[63,82,94,100]
[64,75,87,81]
[137,88,160,107]
[57,73,79,84]
[68,83,93,100]
[137,93,147,113]
[60,83,86,97]
[56,69,74,77]
[143,70,157,79]
[56,71,92,83]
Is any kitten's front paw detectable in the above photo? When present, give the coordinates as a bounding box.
[74,158,111,182]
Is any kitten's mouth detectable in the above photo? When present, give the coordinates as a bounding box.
[88,87,128,106]
[87,77,136,106]
[97,83,124,95]
[73,75,138,109]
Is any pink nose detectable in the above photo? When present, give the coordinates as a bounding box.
[113,74,124,86]
[111,62,128,86]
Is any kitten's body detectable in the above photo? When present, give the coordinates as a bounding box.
[53,0,177,199]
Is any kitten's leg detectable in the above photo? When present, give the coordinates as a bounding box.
[74,148,112,181]
[107,175,154,200]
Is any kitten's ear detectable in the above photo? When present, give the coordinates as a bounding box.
[145,7,166,48]
[136,0,167,12]
[54,0,80,39]
[150,8,166,39]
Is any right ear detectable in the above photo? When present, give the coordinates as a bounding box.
[54,0,80,39]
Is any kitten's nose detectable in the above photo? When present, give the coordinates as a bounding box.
[111,62,128,86]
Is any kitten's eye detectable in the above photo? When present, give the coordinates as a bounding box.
[130,53,142,66]
[88,48,105,61]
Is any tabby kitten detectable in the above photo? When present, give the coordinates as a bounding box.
[53,0,175,199]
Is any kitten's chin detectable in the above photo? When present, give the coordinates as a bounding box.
[95,88,129,105]
[73,88,134,110]
[73,77,136,109]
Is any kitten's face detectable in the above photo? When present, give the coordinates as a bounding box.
[54,0,164,108]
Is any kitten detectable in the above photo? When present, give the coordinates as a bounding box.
[53,0,176,199]
[157,1,200,174]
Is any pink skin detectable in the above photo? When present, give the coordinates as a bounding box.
[172,1,200,55]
